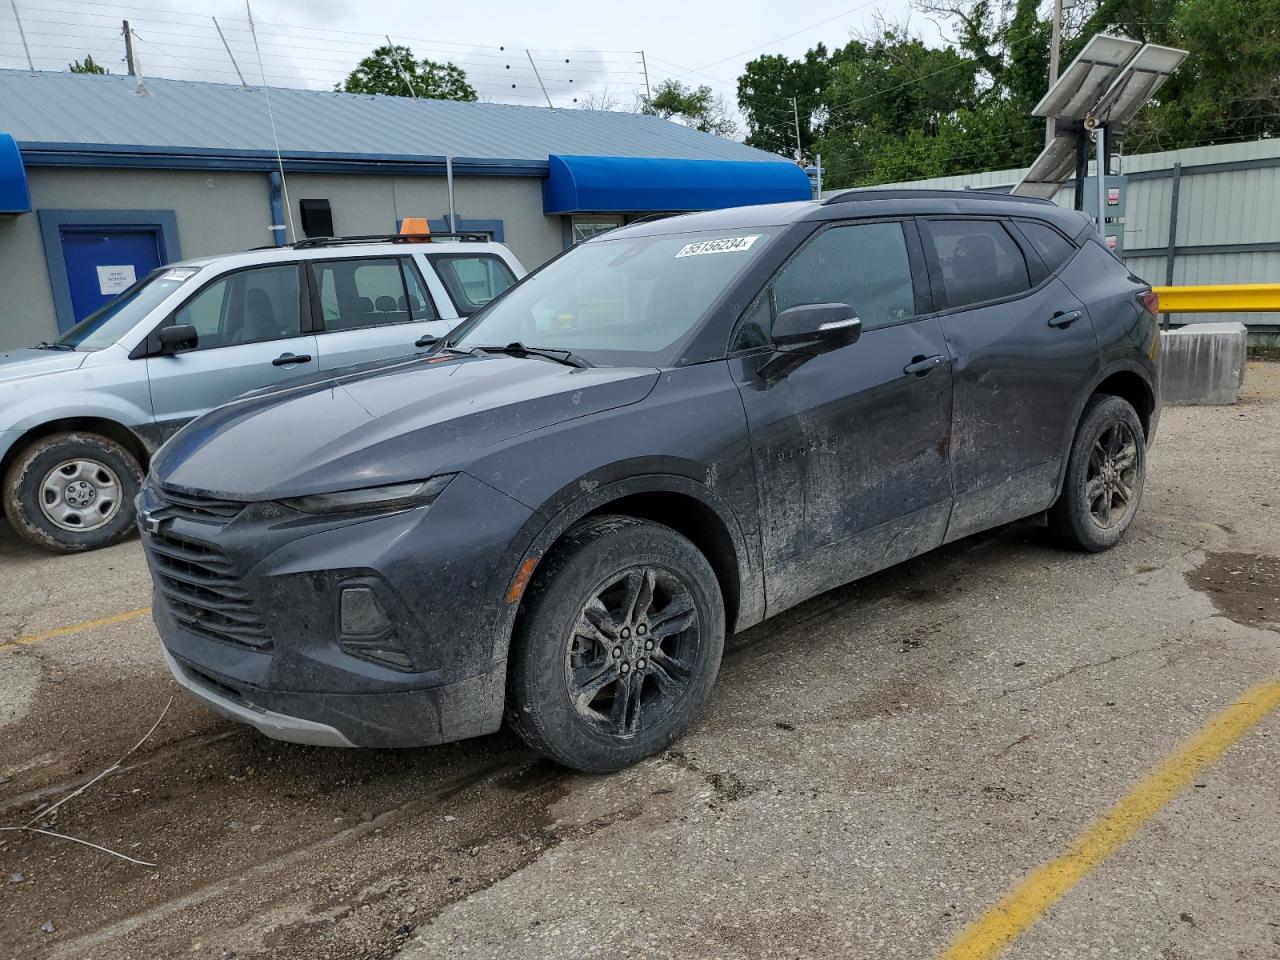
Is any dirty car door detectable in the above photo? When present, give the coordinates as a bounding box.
[730,219,954,616]
[919,217,1097,541]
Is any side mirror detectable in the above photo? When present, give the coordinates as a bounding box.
[758,303,861,381]
[158,323,198,355]
[772,303,862,354]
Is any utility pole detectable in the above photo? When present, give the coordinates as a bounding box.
[122,19,137,76]
[9,0,36,74]
[639,50,651,101]
[790,96,803,163]
[1045,0,1064,146]
[386,36,419,98]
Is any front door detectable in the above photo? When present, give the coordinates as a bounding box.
[60,227,165,329]
[731,219,955,616]
[146,262,319,439]
[918,217,1099,541]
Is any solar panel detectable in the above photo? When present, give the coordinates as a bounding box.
[1012,134,1080,198]
[1032,34,1142,121]
[1091,44,1189,126]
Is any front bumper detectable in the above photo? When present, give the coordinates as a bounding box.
[141,472,534,748]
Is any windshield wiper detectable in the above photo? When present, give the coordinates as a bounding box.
[34,340,76,351]
[464,342,592,369]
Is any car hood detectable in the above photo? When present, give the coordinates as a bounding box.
[153,354,660,500]
[0,348,88,384]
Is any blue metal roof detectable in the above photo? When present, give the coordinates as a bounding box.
[0,133,29,213]
[0,69,786,174]
[543,154,812,213]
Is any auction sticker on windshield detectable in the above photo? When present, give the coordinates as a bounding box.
[675,236,761,258]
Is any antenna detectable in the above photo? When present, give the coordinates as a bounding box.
[526,50,553,109]
[213,17,248,90]
[246,0,296,243]
[9,0,36,74]
[385,37,419,98]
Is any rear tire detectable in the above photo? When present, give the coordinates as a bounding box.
[3,432,143,553]
[1049,395,1146,552]
[505,515,725,773]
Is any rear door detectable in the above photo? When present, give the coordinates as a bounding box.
[308,256,450,370]
[731,218,955,615]
[918,216,1098,541]
[145,262,319,439]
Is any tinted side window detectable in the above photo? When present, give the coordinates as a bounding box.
[174,264,301,350]
[432,255,516,315]
[314,258,416,331]
[926,220,1031,309]
[1016,220,1076,274]
[772,221,916,331]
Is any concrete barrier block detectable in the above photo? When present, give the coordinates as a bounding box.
[1159,322,1248,405]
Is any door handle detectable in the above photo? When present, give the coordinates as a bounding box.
[414,335,438,348]
[272,352,312,367]
[903,354,945,376]
[1048,309,1083,328]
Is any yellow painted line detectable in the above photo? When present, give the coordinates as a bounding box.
[0,606,151,652]
[937,680,1280,960]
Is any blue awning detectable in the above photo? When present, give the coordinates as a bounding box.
[543,154,812,215]
[0,133,30,214]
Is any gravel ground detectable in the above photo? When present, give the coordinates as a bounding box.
[1,362,1277,960]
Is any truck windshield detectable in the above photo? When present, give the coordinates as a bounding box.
[449,227,782,367]
[54,266,201,352]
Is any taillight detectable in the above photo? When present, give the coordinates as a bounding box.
[1139,290,1160,315]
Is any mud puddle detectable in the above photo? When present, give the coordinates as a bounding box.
[1187,551,1280,631]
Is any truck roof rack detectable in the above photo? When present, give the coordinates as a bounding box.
[288,232,492,249]
[821,188,1051,206]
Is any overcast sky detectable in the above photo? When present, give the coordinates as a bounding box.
[2,0,942,127]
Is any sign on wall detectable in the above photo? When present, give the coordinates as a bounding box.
[95,264,136,295]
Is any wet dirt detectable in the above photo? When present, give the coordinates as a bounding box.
[1186,551,1280,631]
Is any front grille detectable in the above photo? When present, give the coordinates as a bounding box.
[155,488,244,524]
[147,529,271,648]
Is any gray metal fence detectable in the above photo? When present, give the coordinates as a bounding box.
[824,139,1280,331]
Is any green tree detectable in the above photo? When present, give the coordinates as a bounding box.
[641,79,738,137]
[339,45,476,101]
[68,54,108,75]
[738,42,858,159]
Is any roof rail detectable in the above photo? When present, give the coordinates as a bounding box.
[821,188,1051,206]
[289,232,492,249]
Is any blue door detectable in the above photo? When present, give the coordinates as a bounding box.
[59,228,165,330]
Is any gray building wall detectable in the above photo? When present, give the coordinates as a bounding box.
[0,166,564,350]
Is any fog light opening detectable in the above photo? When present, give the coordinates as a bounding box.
[339,585,416,671]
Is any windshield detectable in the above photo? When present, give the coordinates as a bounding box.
[449,227,782,366]
[54,266,201,351]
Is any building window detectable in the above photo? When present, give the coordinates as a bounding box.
[571,216,623,244]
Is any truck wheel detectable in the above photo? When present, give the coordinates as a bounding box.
[505,515,725,773]
[1049,395,1147,552]
[3,432,144,553]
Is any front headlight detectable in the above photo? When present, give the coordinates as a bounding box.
[279,474,455,515]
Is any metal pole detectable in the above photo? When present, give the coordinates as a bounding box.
[640,50,651,101]
[1162,161,1181,331]
[815,152,822,198]
[1045,0,1063,147]
[9,0,36,73]
[791,97,802,163]
[527,50,553,109]
[446,155,456,232]
[386,36,419,98]
[123,19,136,76]
[1095,124,1108,240]
[213,17,248,89]
[1073,133,1088,211]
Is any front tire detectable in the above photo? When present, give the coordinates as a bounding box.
[2,432,144,553]
[1049,395,1146,552]
[505,515,725,773]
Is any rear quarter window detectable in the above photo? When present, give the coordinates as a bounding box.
[431,254,516,315]
[1014,220,1078,278]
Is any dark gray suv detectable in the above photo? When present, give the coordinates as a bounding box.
[140,190,1160,772]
